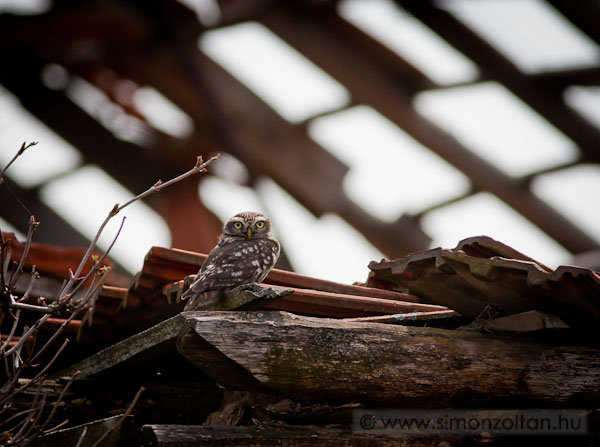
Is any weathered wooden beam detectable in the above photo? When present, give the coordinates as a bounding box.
[56,313,187,379]
[56,284,292,379]
[178,311,600,407]
[139,423,464,447]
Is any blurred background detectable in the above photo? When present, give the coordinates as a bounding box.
[0,0,599,283]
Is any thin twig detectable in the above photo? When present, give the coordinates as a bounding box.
[3,314,51,357]
[73,425,88,447]
[8,216,39,291]
[17,266,39,303]
[29,309,82,364]
[0,141,38,185]
[41,373,78,432]
[59,154,220,301]
[0,339,69,406]
[0,309,21,352]
[8,295,53,314]
[64,216,125,302]
[89,386,146,447]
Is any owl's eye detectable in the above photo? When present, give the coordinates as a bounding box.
[233,222,243,230]
[255,221,265,229]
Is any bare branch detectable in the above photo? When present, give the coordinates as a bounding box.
[0,141,38,185]
[1,309,21,352]
[73,425,88,447]
[89,386,145,447]
[3,314,51,358]
[17,266,39,303]
[59,154,220,300]
[41,373,78,432]
[8,216,39,291]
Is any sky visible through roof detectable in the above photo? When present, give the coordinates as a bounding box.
[1,0,600,282]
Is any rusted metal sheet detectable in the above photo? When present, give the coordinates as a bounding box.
[368,236,600,330]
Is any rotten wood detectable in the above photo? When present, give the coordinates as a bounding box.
[178,311,600,408]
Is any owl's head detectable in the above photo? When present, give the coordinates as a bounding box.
[222,211,273,241]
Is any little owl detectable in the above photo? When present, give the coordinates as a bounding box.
[181,211,280,310]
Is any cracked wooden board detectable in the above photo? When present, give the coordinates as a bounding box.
[56,284,292,379]
[177,311,600,408]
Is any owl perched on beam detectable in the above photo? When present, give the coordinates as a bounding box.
[181,211,280,311]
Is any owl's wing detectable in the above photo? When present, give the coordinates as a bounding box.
[181,238,279,302]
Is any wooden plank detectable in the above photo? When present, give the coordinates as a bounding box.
[56,313,187,379]
[139,424,463,447]
[56,284,292,379]
[178,311,600,408]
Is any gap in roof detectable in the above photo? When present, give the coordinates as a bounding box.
[415,81,579,177]
[440,0,600,73]
[41,64,154,146]
[133,87,194,139]
[0,0,50,14]
[176,0,221,26]
[564,86,600,130]
[0,85,82,188]
[0,217,24,239]
[309,105,471,222]
[338,0,479,85]
[420,192,571,268]
[531,164,600,246]
[40,165,171,274]
[64,76,152,146]
[199,176,384,283]
[200,22,350,122]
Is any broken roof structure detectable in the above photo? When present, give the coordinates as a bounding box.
[0,0,599,279]
[2,231,598,445]
[1,0,600,445]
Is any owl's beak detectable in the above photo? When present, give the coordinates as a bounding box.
[246,228,253,238]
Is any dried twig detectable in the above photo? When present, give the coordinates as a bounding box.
[0,141,37,185]
[1,150,220,446]
[59,154,220,302]
[89,386,146,447]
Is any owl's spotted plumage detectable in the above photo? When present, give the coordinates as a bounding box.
[181,211,280,310]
